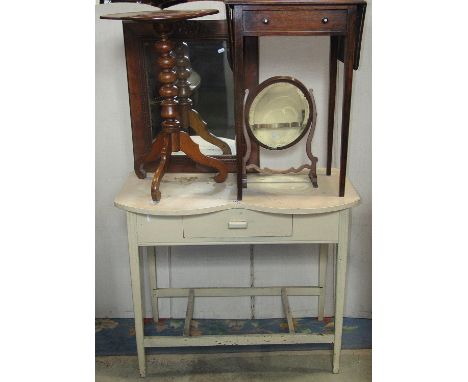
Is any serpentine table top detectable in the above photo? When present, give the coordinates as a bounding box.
[115,168,360,216]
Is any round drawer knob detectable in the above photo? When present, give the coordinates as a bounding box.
[322,17,329,24]
[262,18,269,25]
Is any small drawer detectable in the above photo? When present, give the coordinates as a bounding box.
[183,209,292,239]
[243,9,347,33]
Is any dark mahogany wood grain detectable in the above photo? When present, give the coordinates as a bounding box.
[100,9,219,22]
[232,4,245,199]
[100,0,366,6]
[326,35,338,176]
[243,36,260,172]
[338,6,357,197]
[122,24,153,177]
[243,9,347,33]
[337,2,366,69]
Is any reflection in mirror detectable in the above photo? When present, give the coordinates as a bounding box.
[247,80,311,150]
[145,39,235,156]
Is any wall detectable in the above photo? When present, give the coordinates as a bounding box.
[95,1,371,319]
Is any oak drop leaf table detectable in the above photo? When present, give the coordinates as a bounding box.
[225,0,367,199]
[114,169,360,377]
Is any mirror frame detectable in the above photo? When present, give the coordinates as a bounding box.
[244,76,314,151]
[122,19,245,175]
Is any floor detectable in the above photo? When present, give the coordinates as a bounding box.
[95,349,371,381]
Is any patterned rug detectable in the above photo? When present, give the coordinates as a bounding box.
[96,317,371,355]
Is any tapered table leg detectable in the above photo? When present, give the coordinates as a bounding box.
[326,36,338,176]
[243,36,260,180]
[126,212,146,377]
[339,10,357,197]
[333,209,350,373]
[318,244,329,321]
[147,246,159,323]
[233,6,245,199]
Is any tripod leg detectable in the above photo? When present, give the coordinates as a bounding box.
[150,134,171,201]
[134,133,167,179]
[188,109,232,155]
[179,131,228,183]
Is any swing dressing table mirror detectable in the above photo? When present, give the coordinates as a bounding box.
[244,76,319,187]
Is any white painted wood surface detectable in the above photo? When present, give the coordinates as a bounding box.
[333,209,350,373]
[147,247,158,323]
[183,209,292,238]
[154,286,322,297]
[143,333,334,347]
[126,212,146,377]
[318,243,329,321]
[118,174,357,375]
[136,213,339,245]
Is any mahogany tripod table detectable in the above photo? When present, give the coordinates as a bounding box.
[101,10,228,201]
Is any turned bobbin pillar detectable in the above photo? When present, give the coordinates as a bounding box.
[154,23,180,151]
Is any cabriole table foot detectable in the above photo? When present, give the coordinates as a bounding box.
[150,134,171,201]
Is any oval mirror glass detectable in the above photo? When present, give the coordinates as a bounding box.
[246,77,313,150]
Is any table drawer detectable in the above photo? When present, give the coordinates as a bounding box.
[183,209,292,239]
[136,215,183,244]
[243,9,347,33]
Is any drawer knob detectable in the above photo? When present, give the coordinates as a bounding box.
[322,17,329,24]
[262,18,269,25]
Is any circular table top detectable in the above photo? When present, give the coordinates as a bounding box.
[100,10,219,22]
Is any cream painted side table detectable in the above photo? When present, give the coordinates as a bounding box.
[114,169,360,377]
